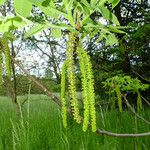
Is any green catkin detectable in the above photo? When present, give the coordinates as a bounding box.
[78,47,96,132]
[1,36,11,79]
[137,90,142,112]
[85,53,96,132]
[0,40,3,88]
[115,84,122,112]
[61,61,67,128]
[77,46,90,132]
[63,34,96,132]
[66,33,81,123]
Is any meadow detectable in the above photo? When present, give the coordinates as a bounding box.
[0,95,150,150]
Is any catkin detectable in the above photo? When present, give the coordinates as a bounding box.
[0,39,3,88]
[66,33,81,123]
[115,84,122,112]
[61,61,67,128]
[61,34,96,132]
[2,36,12,79]
[77,46,90,132]
[137,90,142,112]
[85,52,96,132]
[77,45,96,132]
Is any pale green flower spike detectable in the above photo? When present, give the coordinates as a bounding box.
[137,90,142,112]
[77,46,90,132]
[0,41,3,88]
[115,84,122,113]
[61,34,96,132]
[66,33,81,124]
[1,36,12,79]
[77,43,96,132]
[61,61,67,128]
[85,52,96,132]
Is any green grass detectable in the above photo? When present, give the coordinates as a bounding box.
[0,95,150,150]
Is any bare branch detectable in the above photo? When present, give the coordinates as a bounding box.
[132,69,150,84]
[96,129,150,137]
[123,94,150,125]
[141,96,150,106]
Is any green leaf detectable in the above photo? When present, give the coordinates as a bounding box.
[96,0,107,6]
[107,25,125,33]
[27,0,44,5]
[81,0,91,8]
[84,23,104,29]
[89,29,98,39]
[4,32,16,41]
[14,0,32,17]
[105,32,118,46]
[0,16,29,33]
[96,32,104,43]
[25,22,75,38]
[109,0,120,8]
[0,0,6,6]
[24,24,48,38]
[51,28,62,38]
[97,5,120,25]
[29,0,68,19]
[47,23,75,31]
[65,0,75,26]
[91,0,107,7]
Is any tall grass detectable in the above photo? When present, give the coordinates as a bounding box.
[0,95,150,150]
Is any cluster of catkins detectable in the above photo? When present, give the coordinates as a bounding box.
[61,33,96,132]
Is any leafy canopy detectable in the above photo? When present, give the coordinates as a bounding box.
[0,0,123,46]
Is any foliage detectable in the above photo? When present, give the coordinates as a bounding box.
[84,0,150,101]
[21,0,123,45]
[103,75,149,93]
[0,16,30,32]
[103,75,150,111]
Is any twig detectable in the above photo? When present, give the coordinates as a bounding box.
[21,97,28,108]
[141,96,150,106]
[123,94,150,125]
[132,69,150,84]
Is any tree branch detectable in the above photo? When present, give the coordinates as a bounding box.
[12,58,150,137]
[132,69,150,84]
[12,58,61,107]
[123,94,150,125]
[141,96,150,106]
[96,129,150,137]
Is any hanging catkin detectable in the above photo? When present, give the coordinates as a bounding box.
[0,39,3,88]
[61,34,96,132]
[77,43,96,132]
[84,50,96,132]
[66,33,81,124]
[115,84,122,112]
[77,46,90,132]
[137,90,142,112]
[1,36,12,79]
[61,61,67,128]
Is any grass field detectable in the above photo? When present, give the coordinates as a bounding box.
[0,95,150,150]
